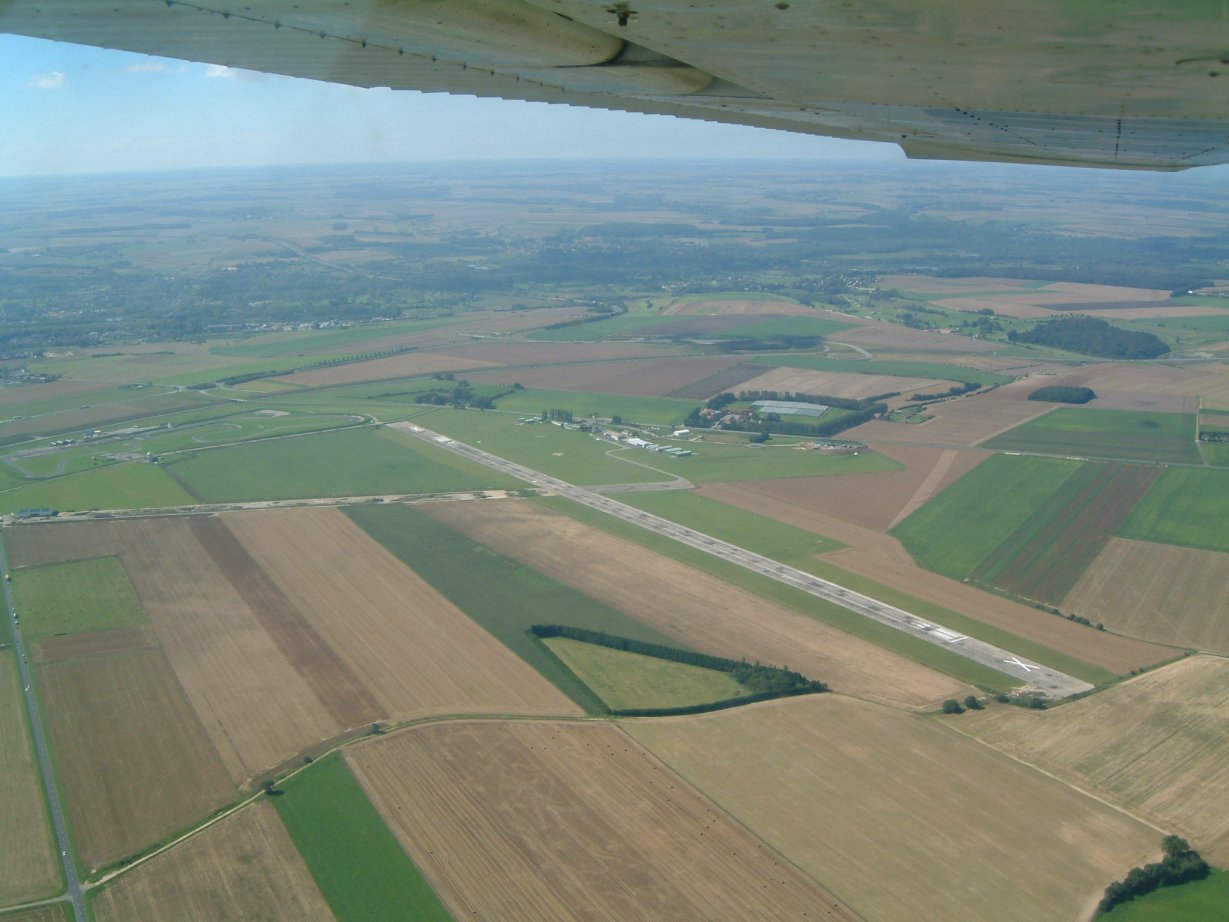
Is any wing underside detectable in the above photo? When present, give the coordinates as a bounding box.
[4,0,1228,170]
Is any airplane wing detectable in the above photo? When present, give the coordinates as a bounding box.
[4,0,1228,171]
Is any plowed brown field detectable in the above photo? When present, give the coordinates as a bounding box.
[0,656,60,903]
[6,520,123,568]
[849,383,1054,446]
[223,507,580,720]
[835,324,998,353]
[695,483,1172,675]
[348,720,857,921]
[38,644,233,869]
[630,695,1159,922]
[281,352,498,387]
[424,500,971,708]
[1065,538,1229,652]
[93,801,334,922]
[963,655,1229,863]
[662,297,820,316]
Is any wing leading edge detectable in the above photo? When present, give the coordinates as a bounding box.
[4,0,1228,170]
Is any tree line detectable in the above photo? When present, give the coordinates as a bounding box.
[1097,836,1209,914]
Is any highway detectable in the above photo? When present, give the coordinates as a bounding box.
[0,536,87,922]
[395,421,1093,700]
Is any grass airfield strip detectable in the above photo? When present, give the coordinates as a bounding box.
[628,696,1159,922]
[347,720,858,921]
[0,655,61,905]
[91,801,334,922]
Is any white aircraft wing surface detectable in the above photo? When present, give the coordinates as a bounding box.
[4,0,1228,170]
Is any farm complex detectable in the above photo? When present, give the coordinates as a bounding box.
[3,162,1229,921]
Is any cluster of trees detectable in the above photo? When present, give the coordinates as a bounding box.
[1097,836,1209,915]
[413,380,494,409]
[530,625,827,717]
[541,408,574,422]
[907,381,980,402]
[941,695,984,714]
[1029,385,1097,404]
[1008,317,1170,359]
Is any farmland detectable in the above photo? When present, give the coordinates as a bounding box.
[11,557,145,638]
[1103,869,1229,921]
[962,656,1229,865]
[273,754,451,922]
[629,695,1158,922]
[466,357,752,403]
[92,801,334,922]
[164,425,515,502]
[0,462,195,514]
[542,637,747,710]
[1064,539,1229,652]
[0,655,60,904]
[985,407,1201,465]
[1119,467,1229,553]
[347,720,858,920]
[421,498,976,708]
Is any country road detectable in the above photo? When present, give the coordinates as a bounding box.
[394,421,1093,700]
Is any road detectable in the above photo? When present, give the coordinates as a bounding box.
[395,421,1093,700]
[0,537,88,922]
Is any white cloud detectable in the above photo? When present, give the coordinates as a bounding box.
[28,71,66,90]
[204,64,236,80]
[124,59,170,74]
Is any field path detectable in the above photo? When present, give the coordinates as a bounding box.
[889,447,959,528]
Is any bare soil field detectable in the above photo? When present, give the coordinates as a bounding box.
[963,655,1229,864]
[33,625,160,664]
[425,500,972,708]
[0,656,60,904]
[223,507,580,720]
[115,517,354,784]
[734,366,957,401]
[666,361,765,399]
[467,354,749,398]
[849,384,1054,446]
[879,274,1042,295]
[629,695,1158,922]
[835,324,999,354]
[1031,362,1229,413]
[695,483,1172,675]
[37,645,234,869]
[93,801,334,922]
[662,297,820,316]
[348,720,857,921]
[6,521,124,568]
[1064,538,1229,652]
[698,444,986,532]
[280,352,499,387]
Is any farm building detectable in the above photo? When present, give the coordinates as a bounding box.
[753,400,830,418]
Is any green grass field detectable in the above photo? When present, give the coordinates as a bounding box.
[544,637,745,710]
[345,503,682,713]
[484,387,697,426]
[681,440,899,483]
[618,491,845,563]
[0,462,196,514]
[535,496,1020,693]
[1119,467,1229,553]
[747,355,1013,386]
[893,455,1083,580]
[12,557,146,638]
[209,317,459,358]
[164,426,515,502]
[273,754,453,922]
[1098,868,1229,920]
[1198,442,1229,466]
[984,408,1201,465]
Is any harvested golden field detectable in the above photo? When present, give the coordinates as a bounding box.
[37,644,234,870]
[662,297,819,316]
[425,499,971,708]
[349,720,857,921]
[1064,538,1229,652]
[93,801,334,922]
[1031,362,1229,413]
[629,696,1159,922]
[117,516,357,783]
[734,366,956,401]
[0,656,60,904]
[467,354,748,397]
[223,507,580,720]
[879,274,1042,295]
[700,444,987,532]
[696,482,1172,675]
[963,656,1229,863]
[850,384,1054,446]
[280,351,498,387]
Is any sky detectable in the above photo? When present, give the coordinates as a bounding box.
[0,34,899,178]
